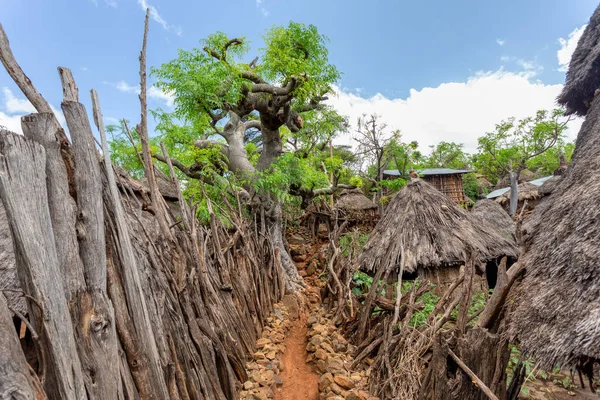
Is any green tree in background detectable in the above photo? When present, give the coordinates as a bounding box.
[425,141,469,170]
[475,109,571,215]
[110,22,347,292]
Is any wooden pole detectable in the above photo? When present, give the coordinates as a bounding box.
[448,348,500,400]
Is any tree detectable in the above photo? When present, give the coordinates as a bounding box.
[425,141,469,170]
[476,109,571,216]
[147,23,342,291]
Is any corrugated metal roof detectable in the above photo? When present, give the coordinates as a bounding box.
[486,175,553,199]
[383,168,471,177]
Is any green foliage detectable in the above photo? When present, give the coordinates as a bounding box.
[152,22,340,127]
[340,231,369,260]
[425,141,469,170]
[386,139,423,178]
[351,271,374,296]
[403,281,440,327]
[106,122,145,179]
[258,22,341,105]
[526,140,575,176]
[378,177,407,192]
[253,152,330,201]
[462,172,482,200]
[475,109,570,184]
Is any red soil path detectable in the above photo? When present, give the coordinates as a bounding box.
[273,313,319,400]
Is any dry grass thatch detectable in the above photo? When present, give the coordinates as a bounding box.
[557,5,600,116]
[471,199,516,243]
[509,84,600,368]
[537,175,562,196]
[495,182,541,206]
[334,188,377,212]
[358,180,518,274]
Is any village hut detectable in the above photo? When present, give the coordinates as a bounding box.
[420,168,471,205]
[334,188,378,223]
[494,181,542,214]
[471,199,518,288]
[358,180,518,288]
[384,168,471,205]
[471,199,515,243]
[509,6,600,376]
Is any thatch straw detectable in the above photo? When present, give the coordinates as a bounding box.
[509,89,600,368]
[557,5,600,116]
[358,180,518,274]
[471,199,516,243]
[334,188,377,212]
[495,182,540,206]
[537,175,562,196]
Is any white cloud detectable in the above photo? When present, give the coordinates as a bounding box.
[499,56,542,74]
[148,86,175,107]
[558,24,587,72]
[255,0,269,17]
[0,88,66,134]
[3,87,36,114]
[116,80,139,94]
[81,66,89,71]
[91,0,118,8]
[327,70,582,154]
[111,80,174,108]
[138,0,169,31]
[496,39,505,46]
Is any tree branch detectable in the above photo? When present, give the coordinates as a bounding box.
[152,153,204,180]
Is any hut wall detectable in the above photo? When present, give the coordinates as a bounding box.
[423,174,468,205]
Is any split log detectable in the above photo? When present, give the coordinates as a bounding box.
[61,69,121,399]
[93,88,170,399]
[0,131,86,399]
[21,112,84,299]
[448,348,500,400]
[0,292,45,399]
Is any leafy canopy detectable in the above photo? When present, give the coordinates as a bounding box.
[151,22,341,127]
[475,109,571,183]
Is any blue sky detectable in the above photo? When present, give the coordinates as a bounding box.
[0,0,597,152]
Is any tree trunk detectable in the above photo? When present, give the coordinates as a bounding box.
[508,171,518,217]
[419,328,508,400]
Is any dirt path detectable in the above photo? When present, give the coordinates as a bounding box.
[274,313,319,400]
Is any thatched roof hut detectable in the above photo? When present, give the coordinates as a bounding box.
[557,6,600,116]
[509,6,600,368]
[358,180,518,277]
[334,188,377,214]
[471,199,516,244]
[537,175,562,196]
[495,182,541,208]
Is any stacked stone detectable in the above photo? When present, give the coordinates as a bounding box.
[306,309,380,400]
[240,303,291,400]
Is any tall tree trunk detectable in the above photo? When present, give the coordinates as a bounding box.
[508,171,518,217]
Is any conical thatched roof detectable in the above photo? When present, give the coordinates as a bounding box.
[471,199,516,244]
[557,5,600,116]
[509,52,600,368]
[358,180,518,274]
[537,175,562,196]
[334,188,377,212]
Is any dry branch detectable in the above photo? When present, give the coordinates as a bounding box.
[448,348,500,400]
